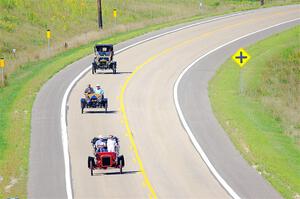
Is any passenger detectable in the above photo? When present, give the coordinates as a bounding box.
[84,84,94,95]
[94,84,104,99]
[107,135,117,153]
[95,135,107,152]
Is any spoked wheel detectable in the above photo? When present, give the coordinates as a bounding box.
[89,160,94,176]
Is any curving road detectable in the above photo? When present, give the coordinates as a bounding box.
[28,5,300,199]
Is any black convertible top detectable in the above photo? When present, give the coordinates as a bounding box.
[94,44,113,52]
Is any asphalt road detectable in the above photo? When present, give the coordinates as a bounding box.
[176,19,300,199]
[28,5,300,199]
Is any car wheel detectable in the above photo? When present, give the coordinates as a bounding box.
[89,160,94,176]
[118,155,125,167]
[105,103,108,113]
[119,159,123,174]
[81,102,84,114]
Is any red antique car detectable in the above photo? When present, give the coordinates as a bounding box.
[88,136,125,175]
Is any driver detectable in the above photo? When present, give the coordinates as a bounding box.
[84,84,94,94]
[95,135,107,152]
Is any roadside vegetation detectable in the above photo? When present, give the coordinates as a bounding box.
[0,0,298,198]
[1,0,297,74]
[209,26,300,198]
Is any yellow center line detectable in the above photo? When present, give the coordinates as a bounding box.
[118,10,292,198]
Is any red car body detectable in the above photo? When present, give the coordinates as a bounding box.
[88,151,124,175]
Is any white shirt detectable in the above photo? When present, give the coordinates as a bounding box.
[107,138,116,152]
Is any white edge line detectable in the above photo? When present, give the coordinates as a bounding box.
[173,18,300,199]
[60,65,91,199]
[60,11,253,199]
[59,6,299,198]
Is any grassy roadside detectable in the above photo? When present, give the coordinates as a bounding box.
[1,0,298,74]
[0,18,202,198]
[0,3,298,198]
[0,12,255,198]
[209,26,300,198]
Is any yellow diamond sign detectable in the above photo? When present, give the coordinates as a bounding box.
[232,48,251,68]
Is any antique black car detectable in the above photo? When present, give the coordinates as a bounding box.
[92,44,117,74]
[80,93,108,113]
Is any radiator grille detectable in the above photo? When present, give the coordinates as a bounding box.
[102,156,111,166]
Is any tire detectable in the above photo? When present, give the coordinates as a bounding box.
[89,160,94,176]
[120,159,123,174]
[112,62,117,74]
[81,102,85,114]
[118,155,125,167]
[105,102,108,113]
[92,63,96,74]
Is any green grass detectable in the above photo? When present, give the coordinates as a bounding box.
[0,0,299,197]
[0,23,175,198]
[1,0,298,74]
[209,26,300,199]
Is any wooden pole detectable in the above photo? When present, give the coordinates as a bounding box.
[97,0,103,29]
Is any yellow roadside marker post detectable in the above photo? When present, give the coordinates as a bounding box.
[113,9,117,25]
[0,58,5,86]
[232,48,251,94]
[46,29,51,52]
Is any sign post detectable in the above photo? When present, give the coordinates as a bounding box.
[0,58,5,86]
[12,48,16,57]
[199,1,203,10]
[232,48,251,94]
[113,9,117,25]
[46,29,51,52]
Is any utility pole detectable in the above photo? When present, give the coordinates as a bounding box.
[97,0,103,29]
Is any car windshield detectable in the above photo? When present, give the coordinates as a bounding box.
[98,51,111,56]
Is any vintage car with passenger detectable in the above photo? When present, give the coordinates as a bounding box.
[92,44,117,74]
[80,93,108,113]
[88,136,125,175]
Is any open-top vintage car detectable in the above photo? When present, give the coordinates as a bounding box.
[80,93,108,113]
[92,44,117,74]
[88,136,125,175]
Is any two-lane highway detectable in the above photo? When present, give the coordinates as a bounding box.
[67,5,299,198]
[28,5,299,199]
